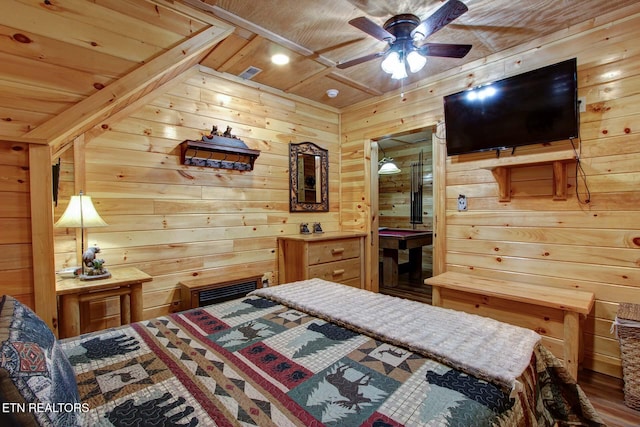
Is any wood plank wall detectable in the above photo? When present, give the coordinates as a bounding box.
[53,69,341,332]
[341,5,640,378]
[378,143,434,273]
[0,141,33,306]
[0,0,211,139]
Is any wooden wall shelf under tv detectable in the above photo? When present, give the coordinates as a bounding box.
[479,151,577,202]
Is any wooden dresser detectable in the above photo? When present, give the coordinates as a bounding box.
[277,232,366,288]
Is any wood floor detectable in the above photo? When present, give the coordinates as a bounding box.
[579,370,640,427]
[378,264,433,303]
[380,269,640,426]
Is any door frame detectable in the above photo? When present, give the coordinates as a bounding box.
[368,123,445,291]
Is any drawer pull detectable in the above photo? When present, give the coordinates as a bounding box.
[332,269,345,276]
[331,248,345,254]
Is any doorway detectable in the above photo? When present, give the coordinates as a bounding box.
[373,126,435,304]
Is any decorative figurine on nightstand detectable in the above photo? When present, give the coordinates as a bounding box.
[313,222,323,233]
[300,223,311,234]
[81,246,111,280]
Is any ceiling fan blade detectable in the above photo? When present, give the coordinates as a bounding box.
[419,43,472,58]
[349,16,395,42]
[411,0,468,41]
[337,51,385,69]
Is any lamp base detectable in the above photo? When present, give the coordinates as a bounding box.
[79,268,111,281]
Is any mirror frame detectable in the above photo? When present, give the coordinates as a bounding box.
[289,142,329,212]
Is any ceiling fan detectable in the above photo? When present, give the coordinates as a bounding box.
[337,0,472,79]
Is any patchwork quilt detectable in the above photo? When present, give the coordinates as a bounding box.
[61,280,604,426]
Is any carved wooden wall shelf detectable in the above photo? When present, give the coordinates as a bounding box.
[180,133,260,171]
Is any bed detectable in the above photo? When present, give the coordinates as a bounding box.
[0,279,604,426]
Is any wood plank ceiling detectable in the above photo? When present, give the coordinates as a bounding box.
[0,0,638,144]
[198,0,640,107]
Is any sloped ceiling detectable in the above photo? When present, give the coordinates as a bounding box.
[0,0,234,154]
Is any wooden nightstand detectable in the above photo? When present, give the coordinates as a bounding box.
[56,266,152,338]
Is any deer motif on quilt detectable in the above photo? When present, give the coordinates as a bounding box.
[325,364,372,413]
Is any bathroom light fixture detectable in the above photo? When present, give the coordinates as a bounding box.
[378,160,401,175]
[378,144,401,175]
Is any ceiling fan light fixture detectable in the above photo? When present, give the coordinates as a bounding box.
[390,63,408,80]
[412,29,426,43]
[340,2,471,78]
[406,50,427,73]
[381,45,425,79]
[380,50,401,74]
[381,49,408,79]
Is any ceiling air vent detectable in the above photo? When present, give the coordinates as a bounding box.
[238,66,262,80]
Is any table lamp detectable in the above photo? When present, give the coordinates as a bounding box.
[55,191,109,280]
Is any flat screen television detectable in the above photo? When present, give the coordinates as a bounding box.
[443,58,578,156]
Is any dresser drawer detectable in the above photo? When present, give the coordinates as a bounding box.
[340,277,362,288]
[308,258,361,283]
[277,232,366,288]
[307,238,361,265]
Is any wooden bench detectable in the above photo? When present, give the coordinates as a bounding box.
[424,271,595,380]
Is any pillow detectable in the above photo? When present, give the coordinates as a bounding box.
[0,295,81,426]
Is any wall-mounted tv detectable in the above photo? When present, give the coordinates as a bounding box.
[443,58,578,156]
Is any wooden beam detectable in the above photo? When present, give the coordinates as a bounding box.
[149,0,226,26]
[179,0,338,67]
[197,65,340,113]
[29,144,57,334]
[187,1,307,55]
[285,68,335,93]
[217,35,264,73]
[25,24,234,154]
[328,72,384,96]
[71,134,86,268]
[0,136,49,145]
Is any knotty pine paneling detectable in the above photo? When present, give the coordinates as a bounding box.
[53,71,340,332]
[0,141,33,307]
[0,0,211,137]
[341,7,640,377]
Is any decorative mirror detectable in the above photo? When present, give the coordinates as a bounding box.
[289,142,329,212]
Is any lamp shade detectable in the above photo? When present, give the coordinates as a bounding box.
[381,51,401,74]
[55,193,107,228]
[378,161,402,175]
[381,45,427,80]
[406,50,427,73]
[390,63,408,80]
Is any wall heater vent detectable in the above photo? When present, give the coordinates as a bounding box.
[238,66,262,80]
[198,280,257,306]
